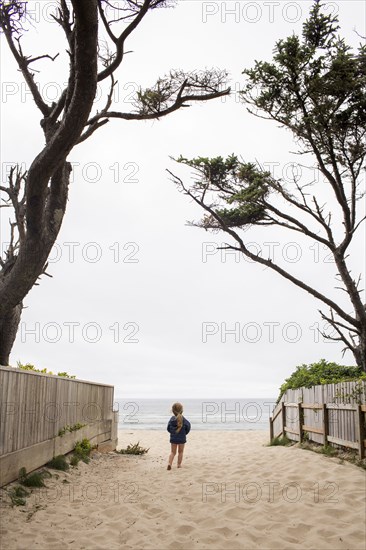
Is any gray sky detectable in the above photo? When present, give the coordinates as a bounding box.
[1,1,365,398]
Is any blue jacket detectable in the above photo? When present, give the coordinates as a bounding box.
[167,415,191,444]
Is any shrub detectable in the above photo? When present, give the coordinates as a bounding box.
[19,467,50,488]
[70,455,80,467]
[116,442,149,455]
[300,441,366,469]
[269,435,292,447]
[16,361,75,378]
[74,438,92,463]
[8,485,30,507]
[277,359,365,403]
[46,455,69,471]
[320,445,338,457]
[58,423,86,437]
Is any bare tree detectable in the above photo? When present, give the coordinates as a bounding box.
[0,0,230,365]
[169,2,366,370]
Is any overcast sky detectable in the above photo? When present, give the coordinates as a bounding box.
[1,0,365,399]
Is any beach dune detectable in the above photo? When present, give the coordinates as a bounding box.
[0,430,365,549]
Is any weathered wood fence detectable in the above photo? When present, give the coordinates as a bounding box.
[269,380,366,458]
[0,366,118,486]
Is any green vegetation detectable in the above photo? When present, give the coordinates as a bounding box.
[333,380,366,404]
[73,438,92,463]
[58,423,86,437]
[8,485,30,506]
[269,435,292,447]
[18,467,51,488]
[300,441,366,469]
[70,454,80,467]
[16,361,76,379]
[171,1,366,371]
[277,360,365,403]
[46,455,69,471]
[116,442,149,455]
[319,445,338,457]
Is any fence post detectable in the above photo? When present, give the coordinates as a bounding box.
[323,403,329,447]
[298,403,303,443]
[281,402,286,438]
[269,416,274,443]
[355,404,365,459]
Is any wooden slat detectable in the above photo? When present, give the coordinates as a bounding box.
[298,403,303,442]
[361,405,366,412]
[281,402,286,437]
[284,403,298,408]
[301,403,322,410]
[327,435,359,450]
[323,403,329,446]
[355,405,366,459]
[269,417,274,441]
[302,425,324,435]
[326,403,358,410]
[4,371,12,454]
[285,427,300,435]
[272,406,282,421]
[0,370,9,454]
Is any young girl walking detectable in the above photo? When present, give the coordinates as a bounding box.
[166,402,191,470]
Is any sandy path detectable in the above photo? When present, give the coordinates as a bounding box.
[0,430,365,550]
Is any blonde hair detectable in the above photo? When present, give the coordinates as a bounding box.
[172,402,183,433]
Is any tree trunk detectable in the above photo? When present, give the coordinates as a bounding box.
[0,164,71,365]
[353,325,366,373]
[0,303,22,365]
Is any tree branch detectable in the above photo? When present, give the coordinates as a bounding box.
[168,168,360,329]
[87,86,230,124]
[1,28,50,116]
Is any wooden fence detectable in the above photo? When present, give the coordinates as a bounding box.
[269,380,366,458]
[0,366,118,486]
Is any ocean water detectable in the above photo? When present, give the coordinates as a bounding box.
[115,398,276,431]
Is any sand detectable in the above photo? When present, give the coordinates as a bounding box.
[0,430,365,550]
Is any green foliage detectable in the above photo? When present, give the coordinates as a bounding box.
[57,371,76,378]
[175,155,270,229]
[135,69,228,116]
[70,455,80,467]
[46,455,69,471]
[58,423,86,437]
[300,440,365,469]
[320,445,338,457]
[269,435,292,447]
[74,438,92,463]
[116,442,149,455]
[214,201,266,229]
[334,380,366,404]
[277,359,365,403]
[171,2,366,371]
[177,154,240,187]
[16,361,76,379]
[8,485,30,507]
[137,87,168,114]
[242,1,366,168]
[18,467,51,488]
